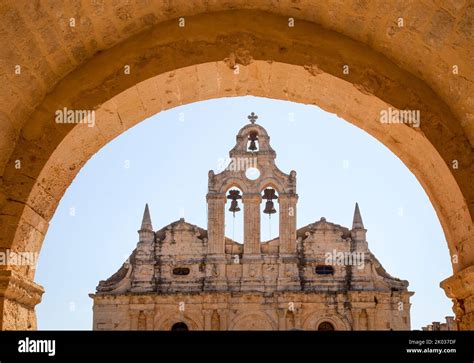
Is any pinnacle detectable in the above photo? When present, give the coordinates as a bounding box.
[140,203,153,231]
[352,202,364,230]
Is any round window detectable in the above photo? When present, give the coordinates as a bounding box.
[245,167,260,180]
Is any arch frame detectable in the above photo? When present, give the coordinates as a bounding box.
[0,8,471,330]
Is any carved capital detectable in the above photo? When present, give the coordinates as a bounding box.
[206,193,226,202]
[441,265,474,300]
[0,270,44,309]
[441,265,474,330]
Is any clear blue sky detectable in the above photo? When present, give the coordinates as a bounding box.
[35,96,453,330]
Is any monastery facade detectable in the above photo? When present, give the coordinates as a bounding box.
[90,114,413,330]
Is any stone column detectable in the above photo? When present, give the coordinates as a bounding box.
[243,193,261,258]
[278,193,298,256]
[218,309,228,331]
[294,307,302,329]
[352,309,360,331]
[203,309,212,330]
[441,265,474,330]
[207,194,226,256]
[367,309,375,330]
[144,310,155,330]
[277,308,286,330]
[129,311,139,330]
[0,270,44,330]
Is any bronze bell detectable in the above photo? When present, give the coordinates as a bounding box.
[263,200,276,215]
[262,188,278,200]
[229,200,240,213]
[227,189,242,215]
[248,132,259,152]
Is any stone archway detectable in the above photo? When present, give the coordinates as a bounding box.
[302,312,350,331]
[0,3,472,330]
[154,311,203,331]
[230,311,277,330]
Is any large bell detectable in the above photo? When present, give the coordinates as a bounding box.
[248,140,258,152]
[263,200,276,215]
[248,132,259,152]
[262,188,278,200]
[227,189,242,215]
[229,200,241,213]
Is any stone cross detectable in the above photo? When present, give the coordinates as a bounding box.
[248,112,258,124]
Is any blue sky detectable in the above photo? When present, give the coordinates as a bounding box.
[35,96,453,330]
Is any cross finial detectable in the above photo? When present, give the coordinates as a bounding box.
[248,112,258,124]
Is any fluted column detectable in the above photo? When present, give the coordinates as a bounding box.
[243,193,261,258]
[207,194,226,255]
[279,193,298,256]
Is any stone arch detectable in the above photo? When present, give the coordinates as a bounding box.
[0,5,472,329]
[301,311,350,331]
[218,179,250,195]
[154,311,203,331]
[257,178,286,195]
[230,311,277,331]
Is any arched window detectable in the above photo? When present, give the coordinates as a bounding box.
[317,321,335,331]
[171,322,189,331]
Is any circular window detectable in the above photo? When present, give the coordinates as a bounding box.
[173,267,190,276]
[245,167,260,180]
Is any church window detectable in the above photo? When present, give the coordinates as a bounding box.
[173,267,190,276]
[245,167,260,180]
[315,265,334,275]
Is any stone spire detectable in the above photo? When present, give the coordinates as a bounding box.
[140,203,153,231]
[352,202,364,230]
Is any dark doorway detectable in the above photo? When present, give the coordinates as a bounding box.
[317,321,335,331]
[171,322,189,331]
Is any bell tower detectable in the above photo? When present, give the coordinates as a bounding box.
[206,113,299,291]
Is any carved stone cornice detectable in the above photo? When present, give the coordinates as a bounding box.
[0,270,44,308]
[441,265,474,300]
